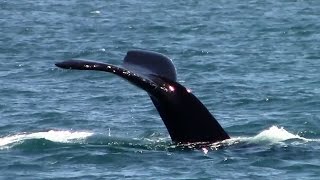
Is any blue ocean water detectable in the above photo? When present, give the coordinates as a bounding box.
[1,0,320,179]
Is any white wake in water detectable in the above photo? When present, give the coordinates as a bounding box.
[224,125,319,146]
[0,126,318,150]
[250,125,307,142]
[0,130,93,149]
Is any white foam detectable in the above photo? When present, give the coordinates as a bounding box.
[251,125,307,143]
[90,10,101,14]
[0,130,93,148]
[199,126,320,150]
[221,126,310,146]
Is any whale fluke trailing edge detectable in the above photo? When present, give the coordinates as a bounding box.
[55,50,230,143]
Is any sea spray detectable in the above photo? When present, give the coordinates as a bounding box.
[0,130,93,149]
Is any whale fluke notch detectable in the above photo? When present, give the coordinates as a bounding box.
[55,50,230,143]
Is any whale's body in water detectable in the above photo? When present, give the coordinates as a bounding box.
[55,50,230,143]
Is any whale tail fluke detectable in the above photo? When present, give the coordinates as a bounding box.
[55,50,230,143]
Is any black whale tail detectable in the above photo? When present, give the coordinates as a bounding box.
[55,50,230,143]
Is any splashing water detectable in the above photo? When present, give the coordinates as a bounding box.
[205,125,318,150]
[220,126,311,148]
[250,125,307,143]
[0,126,318,151]
[0,130,93,148]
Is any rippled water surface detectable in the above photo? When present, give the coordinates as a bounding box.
[1,0,320,179]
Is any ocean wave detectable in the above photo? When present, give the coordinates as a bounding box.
[219,125,319,148]
[0,126,318,151]
[250,125,307,142]
[0,130,93,149]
